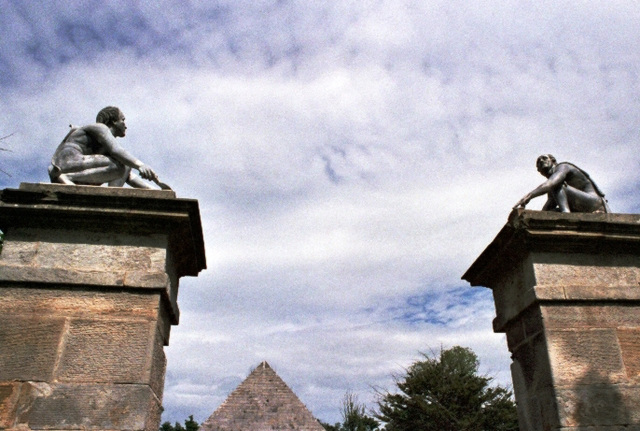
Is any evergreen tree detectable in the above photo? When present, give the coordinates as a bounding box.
[376,346,519,431]
[159,415,199,431]
[184,415,199,431]
[321,391,379,431]
[319,421,341,431]
[341,391,379,431]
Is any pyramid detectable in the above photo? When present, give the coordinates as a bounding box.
[201,361,326,431]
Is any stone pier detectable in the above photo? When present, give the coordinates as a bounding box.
[463,209,640,431]
[0,183,206,430]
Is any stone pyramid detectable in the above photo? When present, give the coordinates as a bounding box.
[200,361,326,431]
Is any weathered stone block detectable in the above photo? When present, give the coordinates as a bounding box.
[541,304,640,330]
[56,319,154,383]
[0,238,38,265]
[0,287,161,321]
[124,270,170,288]
[490,256,537,329]
[0,317,65,381]
[564,285,640,300]
[506,320,527,351]
[510,333,558,430]
[532,253,640,288]
[522,306,544,338]
[533,284,566,300]
[149,331,167,399]
[618,328,640,380]
[556,384,640,427]
[511,331,554,390]
[2,228,168,273]
[505,306,544,351]
[14,382,162,430]
[0,265,126,286]
[0,383,20,429]
[547,328,626,386]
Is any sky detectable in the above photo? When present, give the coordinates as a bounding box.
[1,0,640,425]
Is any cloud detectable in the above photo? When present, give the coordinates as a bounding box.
[1,0,640,424]
[162,285,504,422]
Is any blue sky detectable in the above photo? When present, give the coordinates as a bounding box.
[2,0,640,424]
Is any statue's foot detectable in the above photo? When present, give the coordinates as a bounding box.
[55,173,76,185]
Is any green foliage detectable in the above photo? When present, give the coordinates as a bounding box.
[159,415,199,431]
[319,421,341,431]
[321,391,380,431]
[376,346,519,431]
[341,391,380,431]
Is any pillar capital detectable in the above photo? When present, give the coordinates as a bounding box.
[464,210,640,332]
[0,183,206,323]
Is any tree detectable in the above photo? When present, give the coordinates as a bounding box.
[341,391,380,431]
[160,422,181,431]
[321,391,379,431]
[184,415,199,431]
[376,346,519,431]
[159,415,199,431]
[319,421,340,431]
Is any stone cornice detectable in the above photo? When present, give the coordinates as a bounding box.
[463,209,640,289]
[0,183,206,279]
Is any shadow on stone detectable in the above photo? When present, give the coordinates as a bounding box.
[559,365,631,429]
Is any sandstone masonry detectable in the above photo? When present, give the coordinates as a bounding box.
[464,209,640,431]
[0,183,206,431]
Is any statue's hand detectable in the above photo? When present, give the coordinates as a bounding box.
[513,195,531,209]
[138,164,158,182]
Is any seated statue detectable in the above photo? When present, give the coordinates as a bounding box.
[514,154,609,213]
[49,106,161,189]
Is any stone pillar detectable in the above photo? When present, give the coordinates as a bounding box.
[0,183,206,430]
[463,209,640,431]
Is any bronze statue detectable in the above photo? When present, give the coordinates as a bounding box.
[514,154,609,213]
[49,106,169,189]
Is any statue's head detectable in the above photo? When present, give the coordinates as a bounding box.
[536,154,556,177]
[96,106,122,126]
[97,106,126,137]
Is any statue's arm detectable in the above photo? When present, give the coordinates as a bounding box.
[514,168,568,209]
[85,124,157,180]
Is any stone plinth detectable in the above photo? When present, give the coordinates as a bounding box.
[0,183,206,430]
[463,209,640,431]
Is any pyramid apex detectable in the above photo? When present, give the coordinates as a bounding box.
[260,361,271,369]
[201,361,325,431]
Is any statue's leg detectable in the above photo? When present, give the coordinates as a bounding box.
[542,194,559,211]
[64,156,127,185]
[49,164,76,185]
[564,186,605,212]
[55,174,76,185]
[107,165,131,187]
[552,186,571,212]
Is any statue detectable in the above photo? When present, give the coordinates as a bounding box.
[513,154,609,213]
[49,106,170,189]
